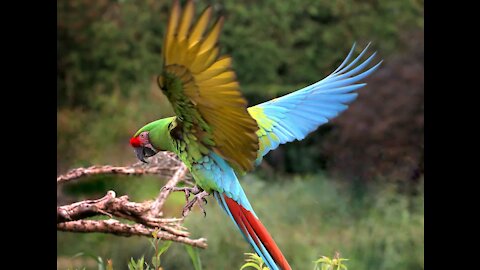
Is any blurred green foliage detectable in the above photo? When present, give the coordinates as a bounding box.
[313,252,349,270]
[58,0,423,269]
[58,0,423,109]
[240,253,269,270]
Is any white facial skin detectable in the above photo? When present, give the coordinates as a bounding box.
[138,131,149,145]
[134,131,157,162]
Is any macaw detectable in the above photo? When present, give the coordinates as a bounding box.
[129,1,381,269]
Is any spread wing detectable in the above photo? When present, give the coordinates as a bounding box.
[158,0,259,172]
[248,43,382,165]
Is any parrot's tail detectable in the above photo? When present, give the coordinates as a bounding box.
[214,191,291,270]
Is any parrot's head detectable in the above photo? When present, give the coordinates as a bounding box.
[130,117,176,163]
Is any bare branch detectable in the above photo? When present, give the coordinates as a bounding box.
[56,165,179,184]
[57,219,208,249]
[57,151,205,248]
[57,190,190,236]
[57,190,117,222]
[150,163,189,217]
[57,152,183,184]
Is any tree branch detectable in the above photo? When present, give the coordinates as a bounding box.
[57,219,207,248]
[150,163,188,217]
[57,152,183,184]
[57,152,206,248]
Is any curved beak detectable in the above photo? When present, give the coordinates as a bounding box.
[134,147,147,163]
[134,146,158,163]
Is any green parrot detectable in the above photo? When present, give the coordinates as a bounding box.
[129,1,381,269]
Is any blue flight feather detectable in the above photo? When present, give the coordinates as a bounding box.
[250,43,382,163]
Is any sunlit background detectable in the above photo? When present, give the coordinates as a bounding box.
[57,0,424,269]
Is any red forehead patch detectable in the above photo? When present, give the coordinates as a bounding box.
[130,136,141,147]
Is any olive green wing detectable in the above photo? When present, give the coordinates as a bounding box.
[158,0,259,172]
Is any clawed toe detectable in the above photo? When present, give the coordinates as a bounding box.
[182,190,209,217]
[160,184,209,217]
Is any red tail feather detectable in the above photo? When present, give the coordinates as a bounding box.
[223,195,291,270]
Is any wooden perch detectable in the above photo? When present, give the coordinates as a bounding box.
[57,219,207,248]
[57,152,207,249]
[57,152,184,184]
[150,164,189,217]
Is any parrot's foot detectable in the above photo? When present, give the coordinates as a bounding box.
[182,190,210,217]
[161,185,210,217]
[161,185,203,203]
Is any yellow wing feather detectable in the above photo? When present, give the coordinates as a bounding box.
[160,0,259,172]
[177,0,194,40]
[163,0,181,65]
[189,7,212,47]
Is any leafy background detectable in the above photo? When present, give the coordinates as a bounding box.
[57,0,424,269]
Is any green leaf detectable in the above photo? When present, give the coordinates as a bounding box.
[71,252,85,259]
[185,245,203,270]
[97,256,106,270]
[128,256,145,270]
[149,239,156,250]
[156,240,172,256]
[128,258,136,270]
[139,256,145,270]
[241,253,268,270]
[240,262,262,270]
[151,256,159,269]
[314,257,331,264]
